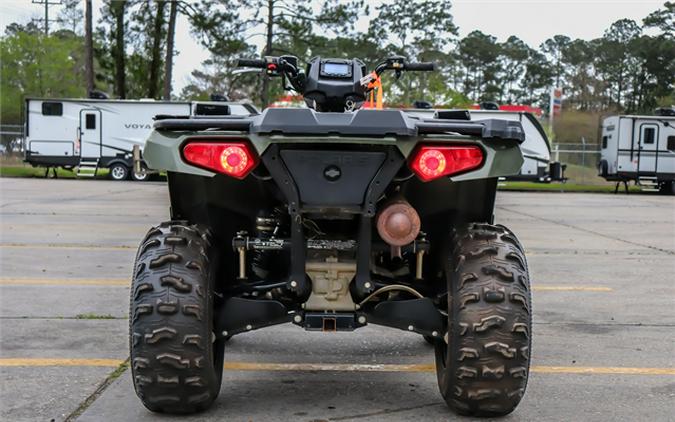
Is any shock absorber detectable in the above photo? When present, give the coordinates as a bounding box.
[251,207,284,279]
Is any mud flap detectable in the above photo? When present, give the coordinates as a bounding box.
[216,297,291,338]
[366,298,445,337]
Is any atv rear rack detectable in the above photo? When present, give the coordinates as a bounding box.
[153,108,525,142]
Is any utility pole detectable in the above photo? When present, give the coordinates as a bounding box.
[31,0,62,35]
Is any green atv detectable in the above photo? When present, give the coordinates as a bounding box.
[130,55,532,417]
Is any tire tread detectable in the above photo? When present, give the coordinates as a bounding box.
[435,223,531,417]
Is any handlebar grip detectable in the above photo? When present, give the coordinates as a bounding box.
[405,62,435,71]
[236,58,267,68]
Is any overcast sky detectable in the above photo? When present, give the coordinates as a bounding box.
[0,0,665,94]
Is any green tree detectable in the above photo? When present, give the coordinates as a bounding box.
[85,0,94,94]
[0,28,86,125]
[627,34,675,111]
[251,0,365,106]
[540,34,571,88]
[457,31,501,101]
[520,49,554,108]
[499,36,530,103]
[57,0,83,34]
[643,1,674,37]
[594,19,642,107]
[369,0,457,106]
[163,0,179,99]
[109,1,127,99]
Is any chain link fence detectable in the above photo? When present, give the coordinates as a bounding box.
[0,124,25,156]
[552,140,604,185]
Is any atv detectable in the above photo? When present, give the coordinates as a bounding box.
[130,54,532,417]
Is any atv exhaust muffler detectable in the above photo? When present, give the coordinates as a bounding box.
[376,199,425,276]
[376,199,421,257]
[376,199,421,248]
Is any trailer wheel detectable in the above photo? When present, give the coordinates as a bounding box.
[659,181,675,195]
[109,163,130,181]
[130,222,225,414]
[435,223,531,417]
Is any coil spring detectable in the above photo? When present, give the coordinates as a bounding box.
[251,207,285,279]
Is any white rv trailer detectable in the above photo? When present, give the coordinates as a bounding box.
[24,98,258,180]
[598,114,675,193]
[406,109,557,182]
[470,110,555,182]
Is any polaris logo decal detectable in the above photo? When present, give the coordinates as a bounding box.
[324,165,341,181]
[124,123,152,130]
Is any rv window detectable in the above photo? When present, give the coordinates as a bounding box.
[42,102,63,116]
[668,136,675,151]
[602,136,608,149]
[642,127,655,144]
[85,113,96,129]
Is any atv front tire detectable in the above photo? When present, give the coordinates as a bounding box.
[130,222,225,413]
[435,223,531,417]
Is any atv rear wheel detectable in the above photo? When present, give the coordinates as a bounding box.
[435,223,531,417]
[130,222,225,414]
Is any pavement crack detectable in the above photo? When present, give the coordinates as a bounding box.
[329,402,443,421]
[63,358,130,422]
[497,206,675,256]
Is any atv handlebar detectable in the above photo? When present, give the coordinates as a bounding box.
[404,62,435,71]
[373,57,436,76]
[235,54,436,111]
[236,58,267,68]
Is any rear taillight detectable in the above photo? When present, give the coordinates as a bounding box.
[409,145,483,182]
[182,141,258,179]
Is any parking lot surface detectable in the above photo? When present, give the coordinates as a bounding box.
[1,178,674,421]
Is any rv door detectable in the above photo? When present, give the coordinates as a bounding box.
[79,110,101,158]
[637,123,658,174]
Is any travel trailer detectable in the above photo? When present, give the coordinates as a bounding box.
[598,113,675,193]
[469,110,559,182]
[24,98,258,180]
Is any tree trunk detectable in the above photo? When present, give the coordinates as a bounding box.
[84,0,94,95]
[163,0,178,100]
[112,1,126,99]
[617,66,623,109]
[261,0,274,108]
[148,1,166,99]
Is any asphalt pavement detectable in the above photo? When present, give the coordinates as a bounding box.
[0,178,674,422]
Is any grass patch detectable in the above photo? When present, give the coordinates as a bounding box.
[108,359,130,380]
[499,181,641,193]
[64,358,130,422]
[0,164,110,179]
[0,158,165,180]
[563,164,606,185]
[75,313,119,320]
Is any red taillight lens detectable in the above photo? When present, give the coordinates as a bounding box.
[183,141,258,179]
[409,145,483,182]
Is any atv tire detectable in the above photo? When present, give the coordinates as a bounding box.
[130,222,225,414]
[435,223,531,417]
